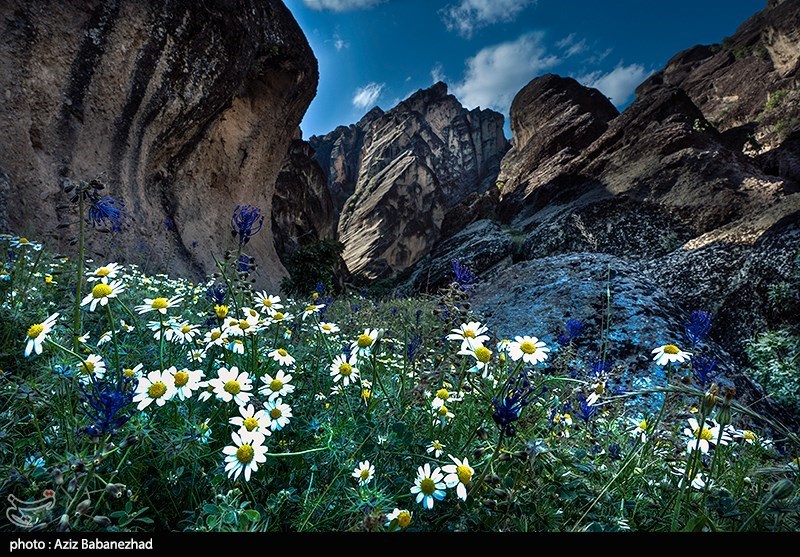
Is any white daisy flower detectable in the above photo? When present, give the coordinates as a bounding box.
[264,398,293,431]
[268,347,295,367]
[10,236,42,250]
[673,465,709,490]
[187,349,206,363]
[447,321,490,352]
[24,312,59,357]
[80,280,125,312]
[227,339,245,354]
[301,303,325,320]
[652,344,692,366]
[350,328,378,357]
[169,366,204,400]
[426,440,445,458]
[122,363,144,381]
[133,369,177,410]
[508,336,550,365]
[684,417,731,454]
[352,460,375,485]
[165,322,200,345]
[385,508,412,529]
[135,295,183,315]
[254,292,283,316]
[318,322,340,335]
[259,370,295,400]
[229,403,271,435]
[432,404,455,425]
[430,385,462,410]
[329,353,360,386]
[410,463,447,510]
[222,430,268,482]
[86,262,122,283]
[269,311,294,325]
[629,417,650,443]
[75,354,106,383]
[96,331,113,346]
[204,327,228,348]
[226,311,260,337]
[457,345,493,376]
[442,455,474,501]
[734,429,772,448]
[209,366,253,406]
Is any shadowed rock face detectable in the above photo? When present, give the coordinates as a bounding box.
[0,0,318,290]
[272,134,335,261]
[311,82,509,280]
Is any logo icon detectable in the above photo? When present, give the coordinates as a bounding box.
[6,491,56,529]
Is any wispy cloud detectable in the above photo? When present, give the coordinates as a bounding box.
[440,0,537,39]
[303,0,384,12]
[577,63,651,106]
[431,63,447,84]
[352,82,385,109]
[332,31,349,51]
[453,32,560,114]
[556,33,591,58]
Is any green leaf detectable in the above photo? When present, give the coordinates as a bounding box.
[243,509,260,522]
[203,504,219,516]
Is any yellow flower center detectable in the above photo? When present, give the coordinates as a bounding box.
[211,331,222,341]
[475,346,492,363]
[45,275,53,284]
[269,408,282,419]
[463,329,476,339]
[27,323,44,339]
[397,511,411,528]
[236,444,254,464]
[420,478,435,496]
[305,305,316,312]
[262,299,273,308]
[239,320,250,330]
[174,371,189,387]
[663,344,680,355]
[248,309,257,317]
[519,341,536,354]
[360,468,371,481]
[19,237,29,244]
[743,430,756,442]
[96,267,111,277]
[357,334,373,348]
[215,305,228,318]
[181,325,192,334]
[277,349,288,357]
[456,465,473,484]
[269,379,283,392]
[432,441,443,450]
[436,388,450,400]
[339,363,352,376]
[123,368,135,378]
[322,324,332,330]
[361,389,371,400]
[224,380,241,395]
[437,405,449,417]
[92,283,113,299]
[80,361,95,374]
[148,381,167,399]
[151,298,169,310]
[638,420,648,431]
[693,427,713,441]
[273,312,285,320]
[243,417,259,432]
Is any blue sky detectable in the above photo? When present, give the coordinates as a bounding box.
[284,0,764,138]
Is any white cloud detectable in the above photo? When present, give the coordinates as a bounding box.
[556,33,576,50]
[577,63,650,106]
[440,0,537,39]
[352,82,385,109]
[556,33,589,58]
[332,31,349,51]
[584,47,613,65]
[452,32,560,114]
[431,63,447,84]
[303,0,384,12]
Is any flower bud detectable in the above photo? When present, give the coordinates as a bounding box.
[93,516,112,527]
[52,467,64,485]
[476,426,488,441]
[56,514,70,532]
[715,404,731,426]
[75,499,92,515]
[701,384,718,414]
[770,479,794,500]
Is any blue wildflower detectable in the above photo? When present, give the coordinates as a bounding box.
[87,195,130,233]
[230,204,264,247]
[315,282,326,296]
[557,318,585,346]
[237,254,252,273]
[575,395,597,423]
[80,379,134,437]
[492,369,538,437]
[685,310,712,346]
[406,335,422,363]
[205,284,226,305]
[589,359,612,378]
[452,259,476,290]
[608,443,622,460]
[691,355,718,387]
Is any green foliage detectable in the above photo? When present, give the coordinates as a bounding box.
[764,89,789,112]
[280,239,345,296]
[746,329,800,413]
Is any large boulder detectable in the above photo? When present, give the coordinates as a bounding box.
[0,0,318,290]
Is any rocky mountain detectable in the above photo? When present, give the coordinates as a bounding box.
[272,131,335,261]
[310,82,509,280]
[0,0,317,290]
[398,0,800,419]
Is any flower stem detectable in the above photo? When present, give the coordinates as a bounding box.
[73,194,85,352]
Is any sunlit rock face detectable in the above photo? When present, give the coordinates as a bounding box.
[0,0,318,290]
[310,82,509,280]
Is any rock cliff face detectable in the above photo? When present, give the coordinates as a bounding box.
[311,82,509,280]
[0,0,318,290]
[402,0,800,382]
[272,132,335,261]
